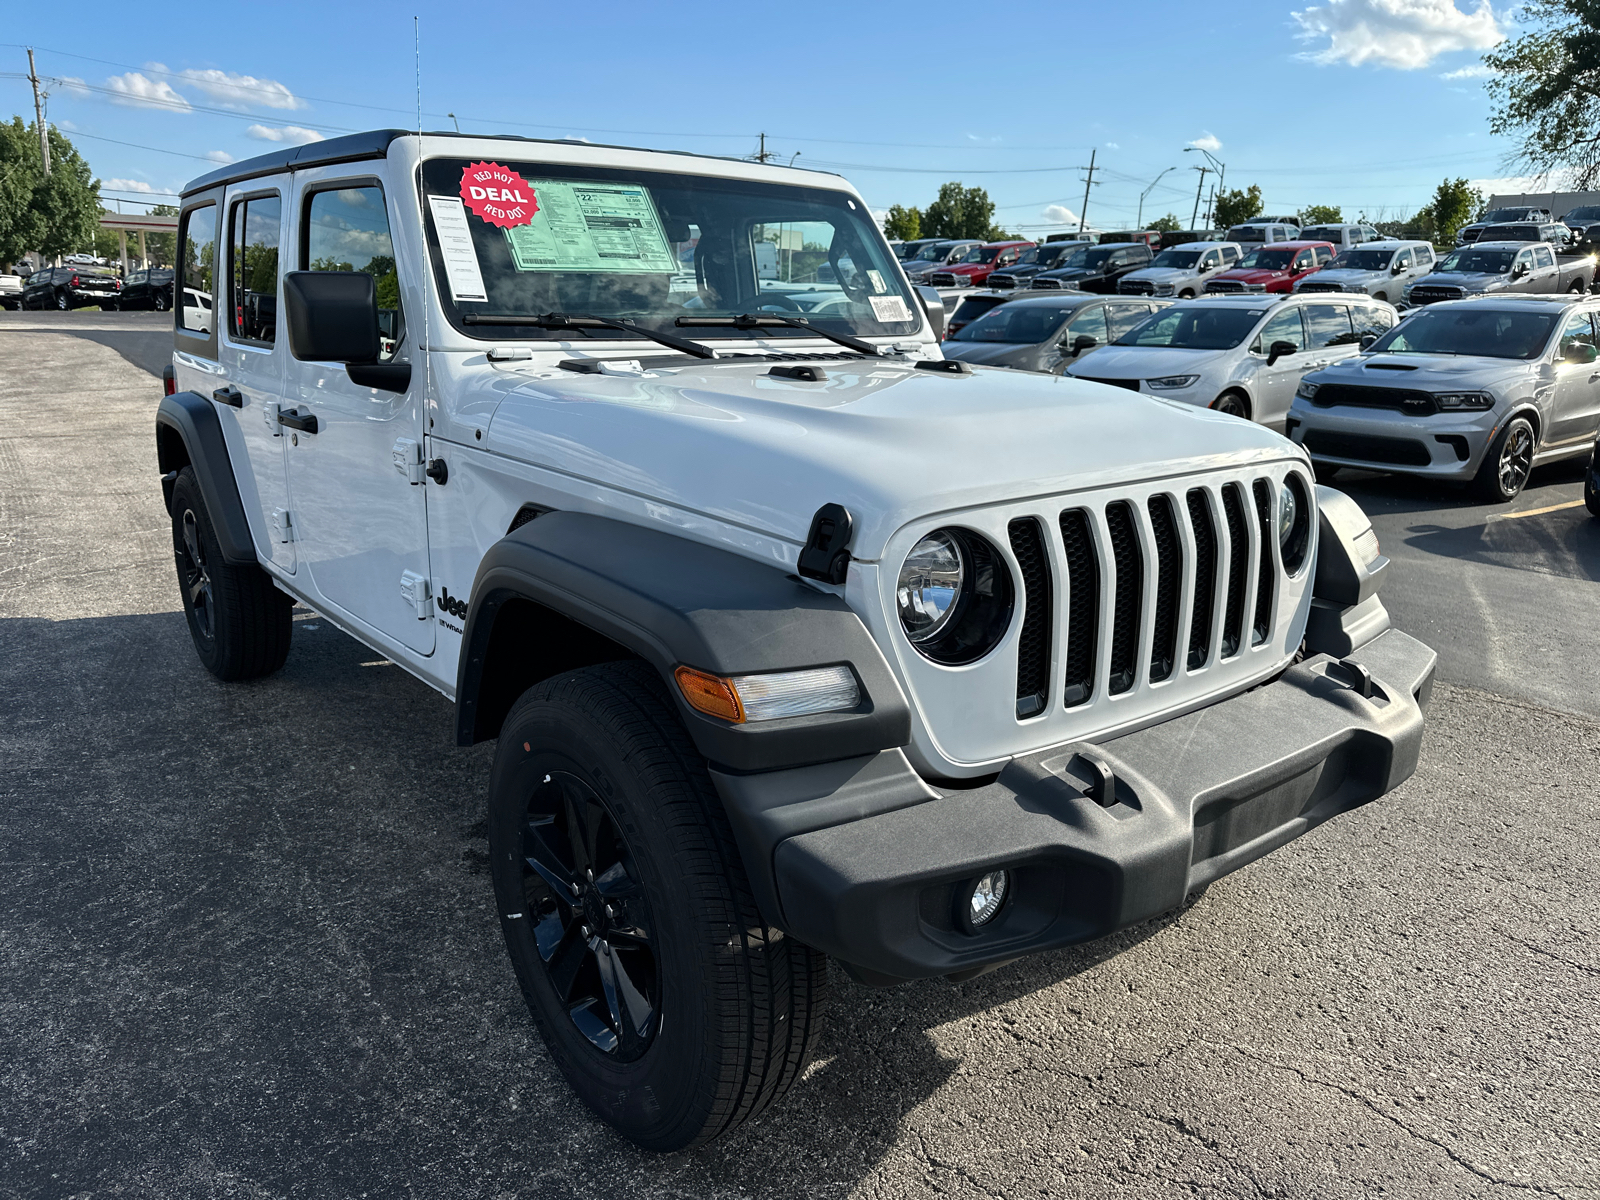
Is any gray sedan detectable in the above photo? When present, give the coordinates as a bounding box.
[941,293,1169,373]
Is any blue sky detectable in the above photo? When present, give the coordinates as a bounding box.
[2,0,1533,233]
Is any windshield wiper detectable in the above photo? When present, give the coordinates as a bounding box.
[675,313,882,356]
[460,312,715,359]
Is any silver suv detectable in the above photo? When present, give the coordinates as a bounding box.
[1294,240,1436,303]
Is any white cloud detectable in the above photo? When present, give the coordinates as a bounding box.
[103,71,191,110]
[103,178,161,194]
[203,150,235,164]
[245,124,323,145]
[1440,62,1493,79]
[1106,142,1121,150]
[173,66,305,110]
[1469,170,1580,194]
[1188,132,1223,152]
[1292,0,1503,70]
[1043,204,1080,225]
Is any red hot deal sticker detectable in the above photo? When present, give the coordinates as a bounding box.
[460,161,538,228]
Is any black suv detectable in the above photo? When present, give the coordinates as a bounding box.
[22,265,123,311]
[119,267,175,312]
[1029,242,1153,294]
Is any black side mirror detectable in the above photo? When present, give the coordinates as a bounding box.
[1512,263,1527,278]
[1391,262,1406,274]
[1266,339,1298,366]
[1069,334,1098,356]
[282,271,410,392]
[1564,342,1598,365]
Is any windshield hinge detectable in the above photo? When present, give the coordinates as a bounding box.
[392,437,426,485]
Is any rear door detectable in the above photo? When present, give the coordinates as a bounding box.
[219,182,295,573]
[280,171,433,655]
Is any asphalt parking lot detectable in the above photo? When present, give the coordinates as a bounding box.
[2,309,1597,1200]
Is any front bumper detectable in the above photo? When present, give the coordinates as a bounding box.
[713,627,1435,982]
[1287,403,1498,480]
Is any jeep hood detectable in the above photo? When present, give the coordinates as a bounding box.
[481,357,1293,561]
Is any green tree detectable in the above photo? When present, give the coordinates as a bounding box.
[1213,185,1263,229]
[1424,178,1484,245]
[1485,1,1600,188]
[33,126,101,261]
[0,117,45,266]
[883,204,921,241]
[921,182,1008,240]
[1146,213,1182,233]
[1301,204,1342,225]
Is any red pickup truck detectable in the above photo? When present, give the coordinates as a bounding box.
[1202,241,1335,295]
[928,240,1036,288]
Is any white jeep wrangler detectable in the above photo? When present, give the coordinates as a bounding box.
[156,130,1436,1151]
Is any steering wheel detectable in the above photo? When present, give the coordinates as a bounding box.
[750,291,802,311]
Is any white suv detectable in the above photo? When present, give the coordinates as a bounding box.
[1065,293,1398,429]
[154,129,1435,1153]
[1117,240,1241,299]
[1293,240,1436,303]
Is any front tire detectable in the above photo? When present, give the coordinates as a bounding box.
[1471,416,1536,503]
[488,662,827,1151]
[53,289,69,311]
[153,291,169,312]
[1584,447,1599,517]
[169,467,292,679]
[1211,390,1251,420]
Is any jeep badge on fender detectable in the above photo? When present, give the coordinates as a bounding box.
[155,128,1437,1153]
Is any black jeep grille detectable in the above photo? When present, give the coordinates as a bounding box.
[1147,494,1181,682]
[1007,517,1052,718]
[1104,502,1143,695]
[1185,488,1217,669]
[1220,483,1249,658]
[1058,509,1099,707]
[1251,480,1276,646]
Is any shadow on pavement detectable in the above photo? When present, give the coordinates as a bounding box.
[0,606,1190,1199]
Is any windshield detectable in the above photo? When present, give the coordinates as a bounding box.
[915,242,951,261]
[1331,249,1396,270]
[952,301,1080,344]
[1482,209,1534,223]
[1038,242,1080,264]
[420,158,919,343]
[1149,250,1201,268]
[1437,248,1516,274]
[1116,306,1263,350]
[1368,308,1557,360]
[1043,247,1090,272]
[960,245,1003,264]
[1566,206,1600,223]
[1237,248,1294,269]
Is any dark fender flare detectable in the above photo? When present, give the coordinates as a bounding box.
[455,512,912,773]
[155,391,256,565]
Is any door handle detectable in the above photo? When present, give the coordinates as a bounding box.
[277,408,319,434]
[212,385,243,407]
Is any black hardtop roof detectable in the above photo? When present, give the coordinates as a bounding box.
[181,127,843,198]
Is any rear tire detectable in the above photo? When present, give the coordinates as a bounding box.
[169,467,293,680]
[1470,415,1536,503]
[1584,447,1599,517]
[1569,278,1587,294]
[153,291,169,312]
[488,661,827,1151]
[53,289,69,311]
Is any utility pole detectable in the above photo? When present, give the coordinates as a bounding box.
[1203,185,1216,228]
[1076,148,1098,234]
[1190,165,1211,230]
[27,48,50,176]
[755,133,773,164]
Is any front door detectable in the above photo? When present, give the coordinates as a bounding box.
[1551,310,1600,447]
[219,184,295,574]
[281,174,433,655]
[1250,305,1314,429]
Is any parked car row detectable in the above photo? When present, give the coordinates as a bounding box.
[6,265,175,311]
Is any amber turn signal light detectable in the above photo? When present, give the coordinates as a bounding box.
[674,666,745,724]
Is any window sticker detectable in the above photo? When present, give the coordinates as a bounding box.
[869,295,911,323]
[460,161,538,228]
[502,180,677,274]
[427,196,489,303]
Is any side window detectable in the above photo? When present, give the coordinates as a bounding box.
[1293,251,1316,271]
[1558,310,1596,357]
[1304,304,1355,348]
[229,194,281,344]
[1105,303,1149,341]
[178,203,217,335]
[1534,246,1556,269]
[1351,304,1395,337]
[304,185,402,360]
[1065,304,1108,346]
[1200,253,1219,270]
[1393,249,1411,269]
[1256,307,1305,354]
[1315,246,1334,265]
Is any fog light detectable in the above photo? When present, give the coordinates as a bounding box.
[965,870,1009,929]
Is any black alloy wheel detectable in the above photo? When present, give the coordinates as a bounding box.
[178,505,216,644]
[1212,391,1250,419]
[1584,447,1599,517]
[154,291,168,312]
[519,771,659,1060]
[53,289,69,311]
[1473,416,1536,502]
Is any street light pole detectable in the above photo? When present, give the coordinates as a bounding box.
[1190,166,1210,230]
[1137,167,1175,229]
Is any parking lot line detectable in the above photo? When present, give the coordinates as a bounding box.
[1485,498,1586,521]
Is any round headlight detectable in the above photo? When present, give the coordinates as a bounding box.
[895,528,1015,665]
[897,531,964,643]
[1279,474,1313,575]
